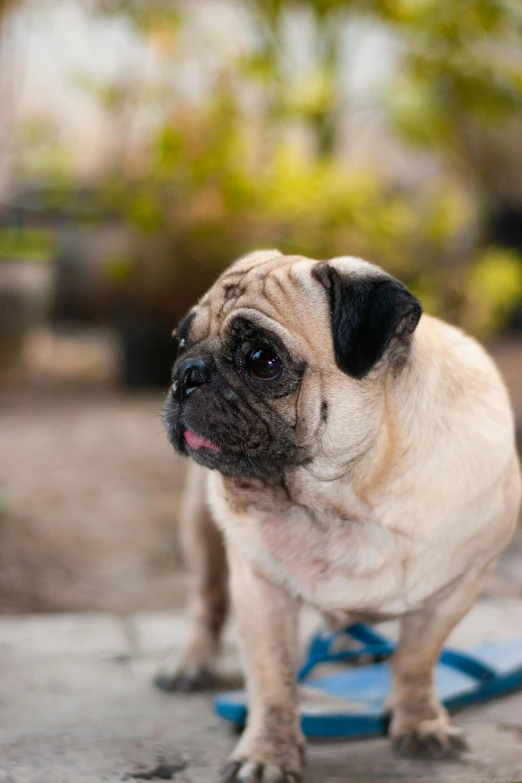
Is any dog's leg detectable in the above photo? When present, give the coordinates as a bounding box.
[155,463,229,692]
[389,570,484,759]
[222,548,305,783]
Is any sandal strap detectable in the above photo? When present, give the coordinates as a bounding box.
[439,649,496,682]
[297,623,395,682]
[298,624,497,684]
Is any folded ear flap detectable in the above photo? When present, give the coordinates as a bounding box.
[313,262,422,379]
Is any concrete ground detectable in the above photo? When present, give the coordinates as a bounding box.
[2,601,522,783]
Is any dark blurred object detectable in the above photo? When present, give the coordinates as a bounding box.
[0,184,116,227]
[0,211,56,372]
[0,185,181,387]
[490,206,522,333]
[118,313,176,388]
[491,206,522,252]
[0,184,125,324]
[0,260,54,371]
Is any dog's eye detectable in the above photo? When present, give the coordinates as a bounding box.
[245,347,283,380]
[176,336,187,355]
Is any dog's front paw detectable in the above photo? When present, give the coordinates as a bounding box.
[154,662,218,693]
[221,759,301,783]
[391,717,468,760]
[221,724,305,782]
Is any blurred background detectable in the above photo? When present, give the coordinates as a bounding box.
[1,0,521,614]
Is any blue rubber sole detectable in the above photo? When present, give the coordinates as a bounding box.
[214,635,522,738]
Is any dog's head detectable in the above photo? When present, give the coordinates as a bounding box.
[164,251,422,479]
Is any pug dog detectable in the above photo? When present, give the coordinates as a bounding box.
[160,250,521,782]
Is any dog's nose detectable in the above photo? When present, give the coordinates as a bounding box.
[173,358,210,402]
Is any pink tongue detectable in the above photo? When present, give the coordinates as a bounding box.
[184,429,221,453]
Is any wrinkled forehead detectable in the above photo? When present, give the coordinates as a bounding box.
[183,255,324,351]
[180,253,376,358]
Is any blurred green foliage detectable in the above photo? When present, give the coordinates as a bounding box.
[0,228,55,261]
[43,0,522,330]
[465,247,522,334]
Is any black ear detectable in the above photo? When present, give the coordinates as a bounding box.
[313,262,422,379]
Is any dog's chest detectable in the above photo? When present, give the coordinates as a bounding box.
[254,507,407,609]
[257,508,376,576]
[210,476,414,613]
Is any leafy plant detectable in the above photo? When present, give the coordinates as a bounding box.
[0,228,55,261]
[33,0,522,331]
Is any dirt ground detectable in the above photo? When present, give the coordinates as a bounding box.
[0,381,189,612]
[0,338,521,614]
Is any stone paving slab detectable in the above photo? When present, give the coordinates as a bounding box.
[0,613,129,657]
[129,598,522,656]
[1,605,522,783]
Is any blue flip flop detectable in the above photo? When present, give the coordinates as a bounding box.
[214,624,522,738]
